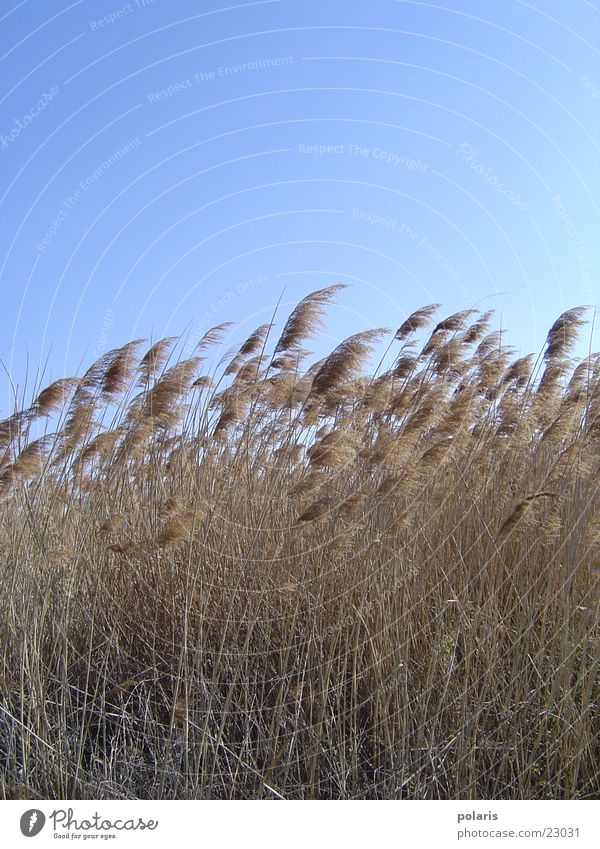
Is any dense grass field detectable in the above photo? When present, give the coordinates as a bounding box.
[0,288,598,799]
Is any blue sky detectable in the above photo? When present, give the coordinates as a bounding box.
[1,0,599,409]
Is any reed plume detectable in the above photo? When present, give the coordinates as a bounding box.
[138,337,178,386]
[544,306,589,361]
[273,284,347,354]
[311,328,388,399]
[32,377,79,417]
[395,303,440,342]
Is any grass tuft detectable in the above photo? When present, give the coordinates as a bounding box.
[0,292,598,799]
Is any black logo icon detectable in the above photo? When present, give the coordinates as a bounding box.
[20,810,46,837]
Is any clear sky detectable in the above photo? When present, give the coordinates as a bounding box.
[1,0,599,410]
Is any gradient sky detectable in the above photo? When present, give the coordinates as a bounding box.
[1,0,599,410]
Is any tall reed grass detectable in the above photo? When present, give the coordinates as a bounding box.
[0,290,598,799]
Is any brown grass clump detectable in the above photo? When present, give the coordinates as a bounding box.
[0,290,598,801]
[496,491,557,543]
[157,501,207,547]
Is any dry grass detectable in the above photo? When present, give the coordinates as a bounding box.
[0,291,598,800]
